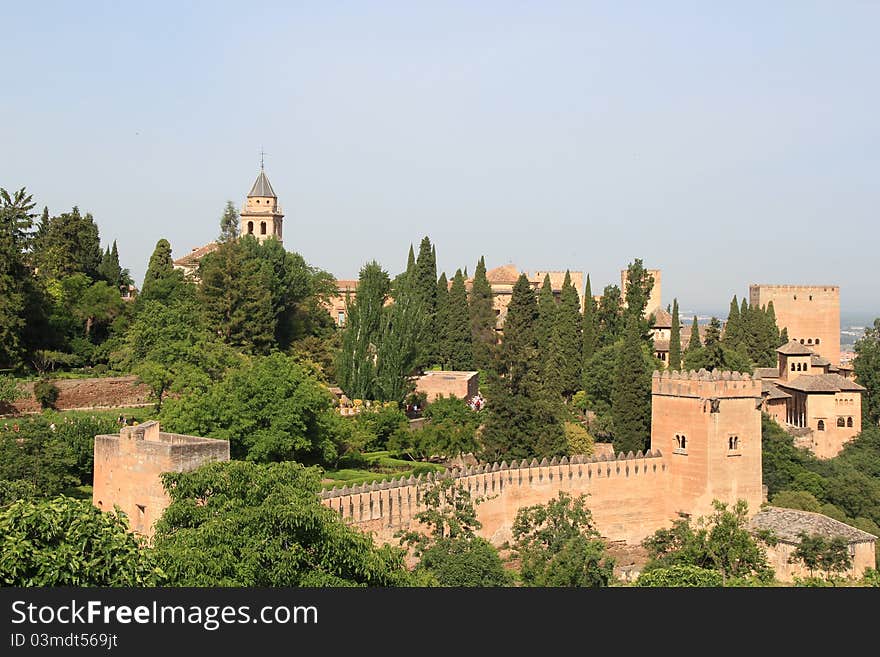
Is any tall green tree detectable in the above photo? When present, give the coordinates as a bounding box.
[97,240,122,287]
[414,236,438,367]
[480,274,564,460]
[622,258,655,329]
[336,261,390,400]
[669,298,682,370]
[536,274,557,348]
[375,278,422,403]
[434,272,449,367]
[139,238,189,304]
[596,284,623,347]
[152,461,415,586]
[723,295,743,352]
[854,318,880,427]
[611,316,652,453]
[550,271,582,399]
[581,274,598,375]
[469,256,496,371]
[32,207,102,280]
[512,492,614,587]
[444,269,473,370]
[0,188,36,369]
[687,316,702,352]
[218,200,240,242]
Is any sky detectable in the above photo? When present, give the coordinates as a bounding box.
[2,1,878,316]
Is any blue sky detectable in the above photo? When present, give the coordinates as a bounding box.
[2,1,878,315]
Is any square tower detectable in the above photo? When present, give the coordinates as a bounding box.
[749,284,839,365]
[240,168,284,243]
[650,370,763,520]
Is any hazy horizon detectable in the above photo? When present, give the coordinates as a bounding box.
[2,3,878,315]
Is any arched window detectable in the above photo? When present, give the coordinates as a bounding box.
[260,222,267,235]
[815,338,820,345]
[847,417,854,428]
[800,339,805,344]
[817,420,825,431]
[680,435,687,450]
[807,338,813,345]
[728,436,739,450]
[791,363,796,371]
[247,221,254,234]
[837,417,845,427]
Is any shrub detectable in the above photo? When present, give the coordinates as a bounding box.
[563,421,594,457]
[33,380,59,410]
[635,564,723,587]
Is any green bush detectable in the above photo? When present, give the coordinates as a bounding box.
[33,380,59,410]
[563,421,594,457]
[635,565,724,587]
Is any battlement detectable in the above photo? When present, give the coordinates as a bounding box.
[320,451,664,499]
[651,369,762,398]
[749,284,838,293]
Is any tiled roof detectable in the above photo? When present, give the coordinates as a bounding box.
[753,367,780,380]
[486,264,520,284]
[335,279,359,291]
[762,382,791,400]
[653,339,670,351]
[777,341,815,356]
[652,309,673,328]
[810,354,831,367]
[172,242,219,267]
[750,507,877,544]
[248,169,276,198]
[778,374,866,393]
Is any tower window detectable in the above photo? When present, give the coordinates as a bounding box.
[791,363,796,371]
[847,417,854,428]
[674,434,687,454]
[817,420,825,431]
[728,436,739,451]
[815,338,820,345]
[837,417,845,427]
[260,221,267,235]
[800,339,805,344]
[247,221,254,234]
[807,338,813,345]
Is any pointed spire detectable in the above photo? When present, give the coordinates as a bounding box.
[248,169,277,198]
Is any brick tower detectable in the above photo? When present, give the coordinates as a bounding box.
[240,165,284,243]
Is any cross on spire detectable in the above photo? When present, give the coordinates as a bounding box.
[260,147,266,170]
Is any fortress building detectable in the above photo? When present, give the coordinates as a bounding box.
[749,284,840,366]
[92,421,229,537]
[755,340,864,459]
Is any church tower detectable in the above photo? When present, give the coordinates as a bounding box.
[240,165,284,244]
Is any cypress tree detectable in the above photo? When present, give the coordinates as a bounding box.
[597,284,623,347]
[581,274,598,387]
[536,274,557,349]
[435,272,449,367]
[611,316,652,454]
[414,236,437,367]
[623,258,654,327]
[550,271,582,399]
[445,269,473,370]
[336,261,390,400]
[469,256,496,371]
[481,274,564,461]
[141,239,175,299]
[723,295,742,351]
[98,240,122,287]
[218,200,240,243]
[703,317,724,370]
[687,316,701,352]
[668,298,681,370]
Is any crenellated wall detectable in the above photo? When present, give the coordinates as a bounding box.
[321,451,670,546]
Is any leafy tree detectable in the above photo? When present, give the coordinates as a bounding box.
[642,499,773,585]
[790,533,852,581]
[550,271,582,399]
[32,206,102,280]
[512,492,614,587]
[337,261,390,400]
[622,258,654,330]
[0,496,165,586]
[596,284,623,347]
[854,318,880,427]
[152,461,415,586]
[218,200,240,242]
[480,274,564,461]
[0,187,37,370]
[139,238,190,305]
[398,479,511,587]
[469,256,496,371]
[563,421,594,457]
[771,490,822,513]
[443,269,473,370]
[0,417,78,495]
[0,376,23,407]
[611,316,652,454]
[581,274,598,377]
[0,479,38,506]
[160,353,336,463]
[668,298,681,370]
[635,564,724,587]
[33,380,59,410]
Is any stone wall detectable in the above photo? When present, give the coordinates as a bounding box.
[5,376,151,415]
[763,539,875,582]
